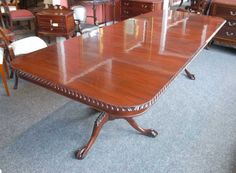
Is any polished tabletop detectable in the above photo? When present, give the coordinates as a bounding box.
[12,10,225,116]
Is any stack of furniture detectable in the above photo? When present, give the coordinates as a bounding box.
[210,0,236,48]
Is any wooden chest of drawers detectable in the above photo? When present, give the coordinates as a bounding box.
[210,0,236,48]
[36,8,75,39]
[121,0,154,20]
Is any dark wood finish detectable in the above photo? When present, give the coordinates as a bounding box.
[75,111,157,159]
[19,0,44,9]
[121,0,153,20]
[184,69,195,80]
[125,118,158,137]
[75,112,109,159]
[210,0,236,47]
[11,11,225,159]
[120,0,162,20]
[36,8,75,39]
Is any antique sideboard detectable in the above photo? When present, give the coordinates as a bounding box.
[210,0,236,48]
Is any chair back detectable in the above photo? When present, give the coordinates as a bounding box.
[71,5,87,23]
[0,0,11,14]
[0,26,15,62]
[189,0,211,14]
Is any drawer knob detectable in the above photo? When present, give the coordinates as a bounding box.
[228,21,236,27]
[141,4,148,8]
[226,31,234,36]
[124,10,129,14]
[230,11,236,16]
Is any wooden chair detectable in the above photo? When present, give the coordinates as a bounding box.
[0,0,19,13]
[0,27,47,89]
[71,5,99,36]
[0,0,35,31]
[179,0,212,15]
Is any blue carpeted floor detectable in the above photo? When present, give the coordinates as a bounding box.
[0,45,236,173]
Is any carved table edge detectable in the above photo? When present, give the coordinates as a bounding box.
[13,69,172,115]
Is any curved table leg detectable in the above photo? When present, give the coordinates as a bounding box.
[125,118,158,137]
[75,112,109,160]
[184,69,195,80]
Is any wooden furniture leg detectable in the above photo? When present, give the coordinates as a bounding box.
[75,112,109,160]
[75,112,158,160]
[0,64,10,96]
[13,72,18,89]
[3,60,9,79]
[184,68,195,80]
[125,118,158,137]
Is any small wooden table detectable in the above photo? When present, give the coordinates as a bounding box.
[11,10,225,160]
[36,8,75,39]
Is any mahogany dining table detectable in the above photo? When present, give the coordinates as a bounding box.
[11,10,225,159]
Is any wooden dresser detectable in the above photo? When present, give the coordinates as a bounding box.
[121,0,163,20]
[36,8,75,39]
[210,0,236,47]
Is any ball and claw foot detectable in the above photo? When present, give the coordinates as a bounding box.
[184,69,196,80]
[75,147,87,160]
[188,73,195,80]
[145,129,158,137]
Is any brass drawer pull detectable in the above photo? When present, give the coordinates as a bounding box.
[50,19,59,27]
[230,11,236,16]
[228,21,236,27]
[141,4,148,8]
[124,10,129,14]
[226,31,234,36]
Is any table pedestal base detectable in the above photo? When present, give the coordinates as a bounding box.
[75,112,158,160]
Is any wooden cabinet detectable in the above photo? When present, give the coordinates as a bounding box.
[19,0,43,9]
[210,0,236,47]
[121,0,153,20]
[36,8,75,39]
[121,0,162,20]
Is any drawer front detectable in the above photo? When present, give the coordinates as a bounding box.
[122,1,133,8]
[37,16,66,29]
[211,4,236,19]
[216,26,236,40]
[37,15,65,25]
[38,26,66,33]
[225,20,236,28]
[121,1,153,20]
[137,2,153,12]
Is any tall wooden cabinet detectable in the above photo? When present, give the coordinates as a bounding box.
[210,0,236,47]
